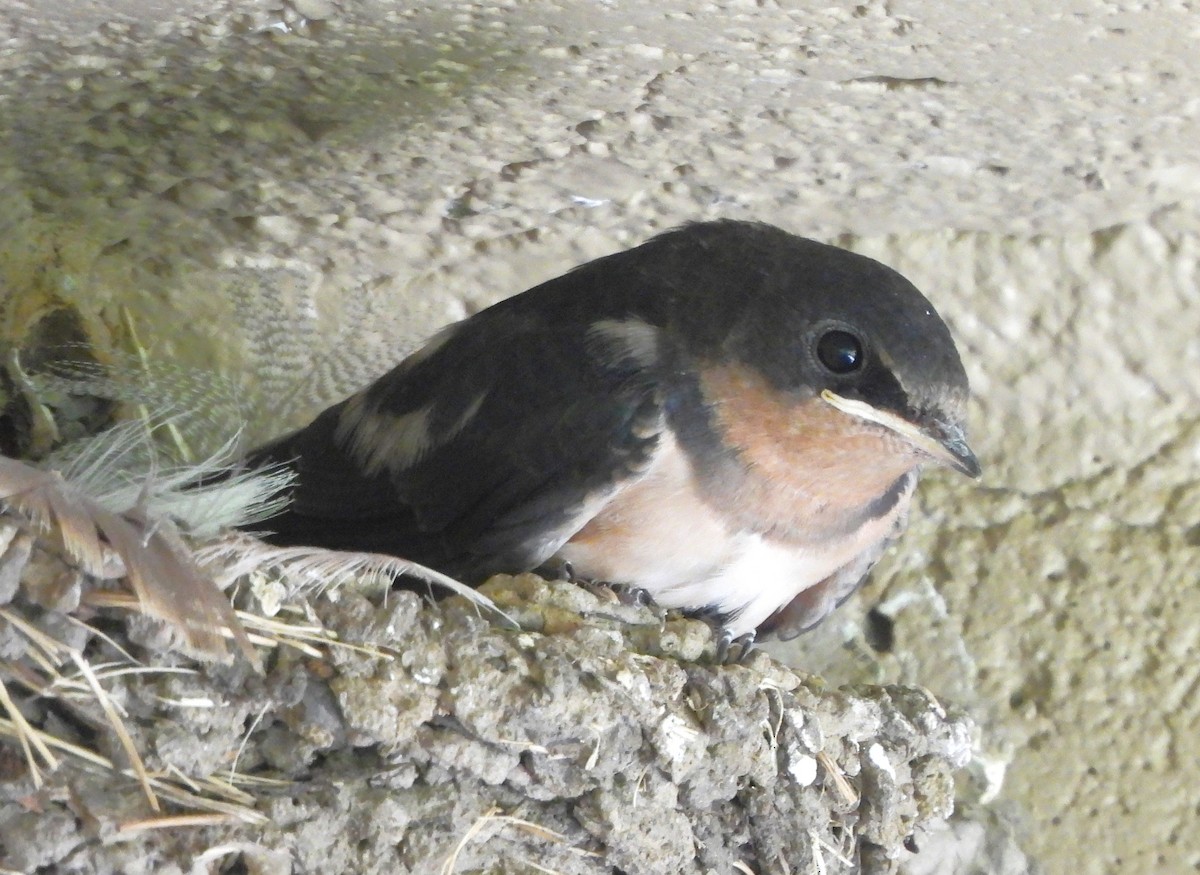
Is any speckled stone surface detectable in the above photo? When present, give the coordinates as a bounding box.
[2,2,1198,873]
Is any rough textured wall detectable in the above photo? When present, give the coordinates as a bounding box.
[2,1,1198,873]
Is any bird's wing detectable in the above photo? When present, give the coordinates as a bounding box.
[245,310,665,578]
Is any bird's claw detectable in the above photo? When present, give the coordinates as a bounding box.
[610,583,656,609]
[714,628,757,664]
[552,567,662,615]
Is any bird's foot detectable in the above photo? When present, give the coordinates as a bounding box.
[607,582,658,609]
[585,580,666,620]
[540,559,579,583]
[714,627,757,665]
[545,562,661,611]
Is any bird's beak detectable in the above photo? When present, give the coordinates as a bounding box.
[820,389,981,478]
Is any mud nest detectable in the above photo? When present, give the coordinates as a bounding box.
[0,520,973,875]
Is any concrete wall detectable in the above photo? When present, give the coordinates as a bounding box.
[2,1,1198,872]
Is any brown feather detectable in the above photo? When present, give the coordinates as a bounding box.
[0,455,255,664]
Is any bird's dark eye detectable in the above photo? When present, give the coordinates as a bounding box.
[816,329,864,374]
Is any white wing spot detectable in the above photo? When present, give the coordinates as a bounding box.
[338,395,434,476]
[337,390,488,476]
[586,318,660,369]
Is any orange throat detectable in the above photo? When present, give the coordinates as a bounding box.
[697,363,921,542]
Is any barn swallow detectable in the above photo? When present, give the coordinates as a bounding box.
[244,220,978,646]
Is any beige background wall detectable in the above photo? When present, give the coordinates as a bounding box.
[2,1,1198,872]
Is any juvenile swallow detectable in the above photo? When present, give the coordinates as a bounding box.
[245,220,979,645]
